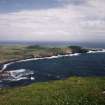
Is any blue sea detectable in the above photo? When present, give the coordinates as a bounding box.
[0,42,105,87]
[0,41,105,48]
[1,52,105,87]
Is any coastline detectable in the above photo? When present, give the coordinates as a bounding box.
[0,52,82,84]
[0,48,105,87]
[0,52,80,71]
[1,48,105,71]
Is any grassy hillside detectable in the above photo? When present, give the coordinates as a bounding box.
[0,77,105,105]
[0,45,87,63]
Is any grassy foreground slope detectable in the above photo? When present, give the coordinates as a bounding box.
[0,77,105,105]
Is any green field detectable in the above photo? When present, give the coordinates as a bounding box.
[0,45,69,63]
[0,77,105,105]
[0,45,87,63]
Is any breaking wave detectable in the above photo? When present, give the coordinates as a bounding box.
[87,49,105,53]
[1,69,35,82]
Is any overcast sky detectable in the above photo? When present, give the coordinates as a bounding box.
[0,0,105,42]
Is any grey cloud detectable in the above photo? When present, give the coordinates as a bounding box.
[0,0,105,42]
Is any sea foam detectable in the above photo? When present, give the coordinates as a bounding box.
[3,69,34,82]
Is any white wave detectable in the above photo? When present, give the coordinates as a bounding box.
[8,76,35,82]
[10,69,26,78]
[8,77,29,82]
[9,69,34,79]
[45,55,60,59]
[70,53,80,56]
[1,62,14,71]
[30,77,35,80]
[87,51,96,53]
[0,69,34,82]
[87,49,105,54]
[101,49,105,52]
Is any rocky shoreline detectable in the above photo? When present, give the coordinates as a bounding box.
[0,47,104,71]
[0,52,85,81]
[0,47,103,67]
[0,46,105,82]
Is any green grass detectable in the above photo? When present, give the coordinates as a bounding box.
[0,77,105,105]
[0,45,88,63]
[0,45,72,63]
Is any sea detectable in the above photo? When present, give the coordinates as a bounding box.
[0,41,105,87]
[0,41,105,48]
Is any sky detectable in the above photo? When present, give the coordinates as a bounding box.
[0,0,105,42]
